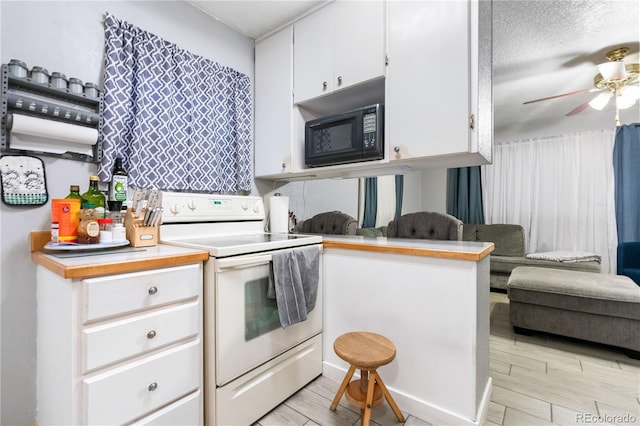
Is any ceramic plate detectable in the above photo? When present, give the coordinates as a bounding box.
[44,240,130,251]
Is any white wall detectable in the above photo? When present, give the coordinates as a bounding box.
[0,2,253,424]
[420,168,448,213]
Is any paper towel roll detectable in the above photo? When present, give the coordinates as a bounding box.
[269,194,289,233]
[9,114,98,156]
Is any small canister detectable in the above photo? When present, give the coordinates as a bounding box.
[8,59,28,77]
[30,66,50,84]
[68,77,83,94]
[111,222,127,242]
[50,72,68,89]
[98,218,113,243]
[84,82,99,98]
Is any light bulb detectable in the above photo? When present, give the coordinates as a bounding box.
[588,92,612,110]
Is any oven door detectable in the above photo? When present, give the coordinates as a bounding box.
[213,245,322,386]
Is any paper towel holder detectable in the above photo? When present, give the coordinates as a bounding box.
[1,63,103,163]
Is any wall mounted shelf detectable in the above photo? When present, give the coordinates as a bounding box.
[1,63,103,163]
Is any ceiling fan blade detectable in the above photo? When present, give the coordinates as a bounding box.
[565,101,592,116]
[523,88,600,105]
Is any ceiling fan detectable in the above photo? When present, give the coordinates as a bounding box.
[523,47,640,125]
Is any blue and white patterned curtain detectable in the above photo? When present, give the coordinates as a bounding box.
[98,13,252,192]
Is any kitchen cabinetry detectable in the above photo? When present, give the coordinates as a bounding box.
[253,0,491,180]
[293,0,385,104]
[36,259,204,425]
[386,0,492,167]
[255,26,295,177]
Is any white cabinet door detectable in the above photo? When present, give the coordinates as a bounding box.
[293,5,334,103]
[333,1,385,92]
[387,1,473,161]
[255,26,295,177]
[293,0,385,104]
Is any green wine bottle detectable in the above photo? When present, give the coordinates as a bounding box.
[81,176,106,219]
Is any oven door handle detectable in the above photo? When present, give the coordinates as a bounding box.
[215,254,273,271]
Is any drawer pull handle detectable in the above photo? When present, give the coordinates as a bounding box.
[148,286,158,295]
[147,330,157,339]
[148,382,158,392]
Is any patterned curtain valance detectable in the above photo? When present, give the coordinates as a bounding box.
[98,13,252,193]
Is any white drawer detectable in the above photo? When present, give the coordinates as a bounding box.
[83,301,200,372]
[83,339,201,426]
[83,264,201,322]
[131,390,201,425]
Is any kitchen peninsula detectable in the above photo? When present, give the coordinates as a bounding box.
[321,235,494,426]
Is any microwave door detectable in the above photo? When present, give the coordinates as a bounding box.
[306,118,361,166]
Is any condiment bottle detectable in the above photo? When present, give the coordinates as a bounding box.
[78,203,100,244]
[66,185,82,200]
[81,176,106,218]
[108,158,128,212]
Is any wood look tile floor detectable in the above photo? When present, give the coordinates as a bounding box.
[255,292,640,426]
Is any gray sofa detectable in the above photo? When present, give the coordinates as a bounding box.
[462,224,601,290]
[508,266,640,357]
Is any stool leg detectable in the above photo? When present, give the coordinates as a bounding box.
[361,369,376,426]
[330,365,356,411]
[373,371,405,423]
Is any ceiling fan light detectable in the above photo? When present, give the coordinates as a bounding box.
[597,61,627,81]
[617,86,640,109]
[588,92,612,110]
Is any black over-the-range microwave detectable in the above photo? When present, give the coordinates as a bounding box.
[305,104,384,167]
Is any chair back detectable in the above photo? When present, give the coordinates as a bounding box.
[386,212,463,241]
[301,211,358,235]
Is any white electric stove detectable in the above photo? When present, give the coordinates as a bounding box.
[159,192,323,426]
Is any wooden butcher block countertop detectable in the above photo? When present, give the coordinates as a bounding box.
[321,234,494,261]
[30,231,209,279]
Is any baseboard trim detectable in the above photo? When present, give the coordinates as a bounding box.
[322,362,492,426]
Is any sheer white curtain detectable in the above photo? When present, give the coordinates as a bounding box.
[482,129,618,273]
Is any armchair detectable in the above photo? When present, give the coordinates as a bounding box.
[299,211,358,235]
[386,212,463,241]
[618,242,640,285]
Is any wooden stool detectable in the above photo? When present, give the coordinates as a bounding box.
[330,332,404,425]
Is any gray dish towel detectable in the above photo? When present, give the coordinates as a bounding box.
[268,245,320,328]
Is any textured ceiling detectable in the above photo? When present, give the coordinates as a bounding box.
[189,0,640,142]
[493,0,640,142]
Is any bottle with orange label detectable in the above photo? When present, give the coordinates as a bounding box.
[51,197,81,243]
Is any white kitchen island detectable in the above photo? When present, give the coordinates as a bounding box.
[321,235,494,426]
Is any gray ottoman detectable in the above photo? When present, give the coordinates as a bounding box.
[507,266,640,357]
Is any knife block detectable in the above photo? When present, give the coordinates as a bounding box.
[124,208,158,247]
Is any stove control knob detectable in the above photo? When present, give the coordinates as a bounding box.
[170,204,180,215]
[187,200,197,211]
[241,202,249,210]
[253,203,261,213]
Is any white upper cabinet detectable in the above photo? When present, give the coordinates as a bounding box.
[255,26,295,177]
[293,0,385,104]
[386,0,492,166]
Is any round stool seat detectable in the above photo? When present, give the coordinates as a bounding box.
[333,331,396,369]
[330,332,404,425]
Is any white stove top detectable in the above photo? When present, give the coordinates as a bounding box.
[160,232,322,257]
[159,192,321,257]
